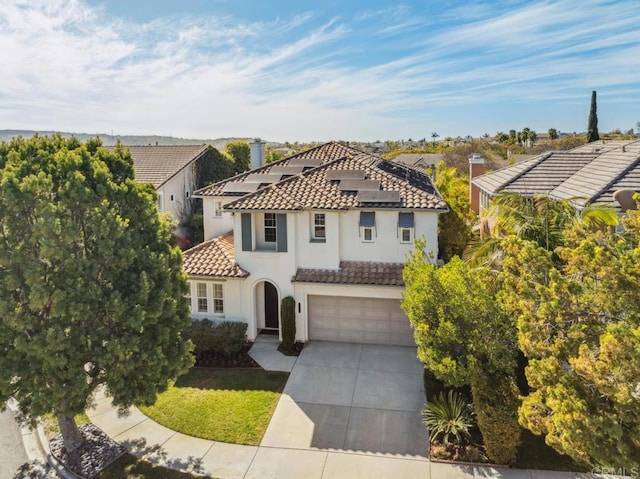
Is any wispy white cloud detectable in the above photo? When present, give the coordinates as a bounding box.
[0,0,638,141]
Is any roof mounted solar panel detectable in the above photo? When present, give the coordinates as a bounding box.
[269,165,305,176]
[338,180,381,192]
[244,173,282,184]
[326,170,366,181]
[358,190,401,203]
[287,157,324,167]
[221,182,260,193]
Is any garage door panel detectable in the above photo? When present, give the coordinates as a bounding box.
[308,295,414,346]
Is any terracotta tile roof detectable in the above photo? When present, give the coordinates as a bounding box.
[293,261,405,286]
[194,141,362,197]
[224,154,446,211]
[203,145,446,211]
[107,144,208,188]
[473,140,640,210]
[182,232,249,278]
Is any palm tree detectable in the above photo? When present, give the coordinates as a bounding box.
[466,192,619,267]
[431,132,439,148]
[423,390,475,448]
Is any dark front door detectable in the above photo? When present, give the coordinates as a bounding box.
[264,282,279,329]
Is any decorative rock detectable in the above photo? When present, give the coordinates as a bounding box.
[49,423,126,478]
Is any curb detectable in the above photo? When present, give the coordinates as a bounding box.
[7,398,79,479]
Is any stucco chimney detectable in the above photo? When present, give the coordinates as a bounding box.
[250,138,266,170]
[469,153,485,214]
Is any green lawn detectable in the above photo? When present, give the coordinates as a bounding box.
[138,368,289,446]
[97,453,204,479]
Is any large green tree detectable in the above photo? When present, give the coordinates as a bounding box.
[0,135,193,453]
[402,247,521,463]
[499,219,640,468]
[433,162,474,262]
[225,140,250,174]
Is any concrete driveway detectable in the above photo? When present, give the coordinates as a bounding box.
[261,341,428,458]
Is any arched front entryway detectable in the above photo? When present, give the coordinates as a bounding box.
[256,280,279,333]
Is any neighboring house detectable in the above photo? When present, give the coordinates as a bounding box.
[393,153,443,169]
[109,144,211,224]
[470,140,640,214]
[185,141,448,346]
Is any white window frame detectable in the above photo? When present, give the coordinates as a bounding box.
[185,282,192,311]
[212,283,224,315]
[214,201,223,217]
[157,192,164,212]
[312,213,326,241]
[196,282,208,313]
[362,226,374,242]
[264,213,277,243]
[400,227,413,243]
[170,193,176,203]
[185,190,190,199]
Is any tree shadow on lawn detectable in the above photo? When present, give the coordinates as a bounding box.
[174,368,289,393]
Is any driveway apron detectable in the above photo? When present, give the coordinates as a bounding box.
[260,341,428,458]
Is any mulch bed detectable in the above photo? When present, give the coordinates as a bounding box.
[49,423,126,479]
[277,341,304,356]
[192,342,260,368]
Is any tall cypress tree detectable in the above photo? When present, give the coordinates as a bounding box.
[587,90,599,142]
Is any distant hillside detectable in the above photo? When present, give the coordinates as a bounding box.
[0,130,269,150]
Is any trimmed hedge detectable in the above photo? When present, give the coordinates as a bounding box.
[471,371,522,465]
[280,296,296,352]
[185,319,247,359]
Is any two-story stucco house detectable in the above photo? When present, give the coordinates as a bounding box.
[183,141,447,346]
[111,144,211,224]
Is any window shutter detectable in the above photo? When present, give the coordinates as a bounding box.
[276,214,287,252]
[241,213,252,251]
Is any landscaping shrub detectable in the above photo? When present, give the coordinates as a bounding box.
[185,319,247,358]
[280,296,296,352]
[471,371,522,465]
[423,390,476,449]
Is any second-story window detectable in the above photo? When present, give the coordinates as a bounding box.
[214,201,222,217]
[398,212,414,244]
[313,213,326,240]
[359,211,376,243]
[264,213,277,243]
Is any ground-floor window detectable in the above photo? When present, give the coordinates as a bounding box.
[197,283,208,312]
[213,283,224,314]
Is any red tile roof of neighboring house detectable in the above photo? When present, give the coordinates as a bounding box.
[182,232,248,278]
[292,261,405,286]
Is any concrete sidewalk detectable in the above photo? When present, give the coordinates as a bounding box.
[84,341,597,479]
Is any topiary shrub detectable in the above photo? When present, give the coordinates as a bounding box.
[184,319,247,359]
[280,296,296,352]
[471,371,522,465]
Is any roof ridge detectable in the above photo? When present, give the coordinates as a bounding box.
[193,142,360,196]
[216,232,236,263]
[588,153,640,204]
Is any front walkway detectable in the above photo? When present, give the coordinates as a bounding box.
[85,341,595,478]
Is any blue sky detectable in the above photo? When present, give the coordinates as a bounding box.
[1,0,639,142]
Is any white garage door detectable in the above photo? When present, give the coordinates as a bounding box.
[308,295,415,346]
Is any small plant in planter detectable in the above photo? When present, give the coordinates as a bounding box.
[423,390,481,460]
